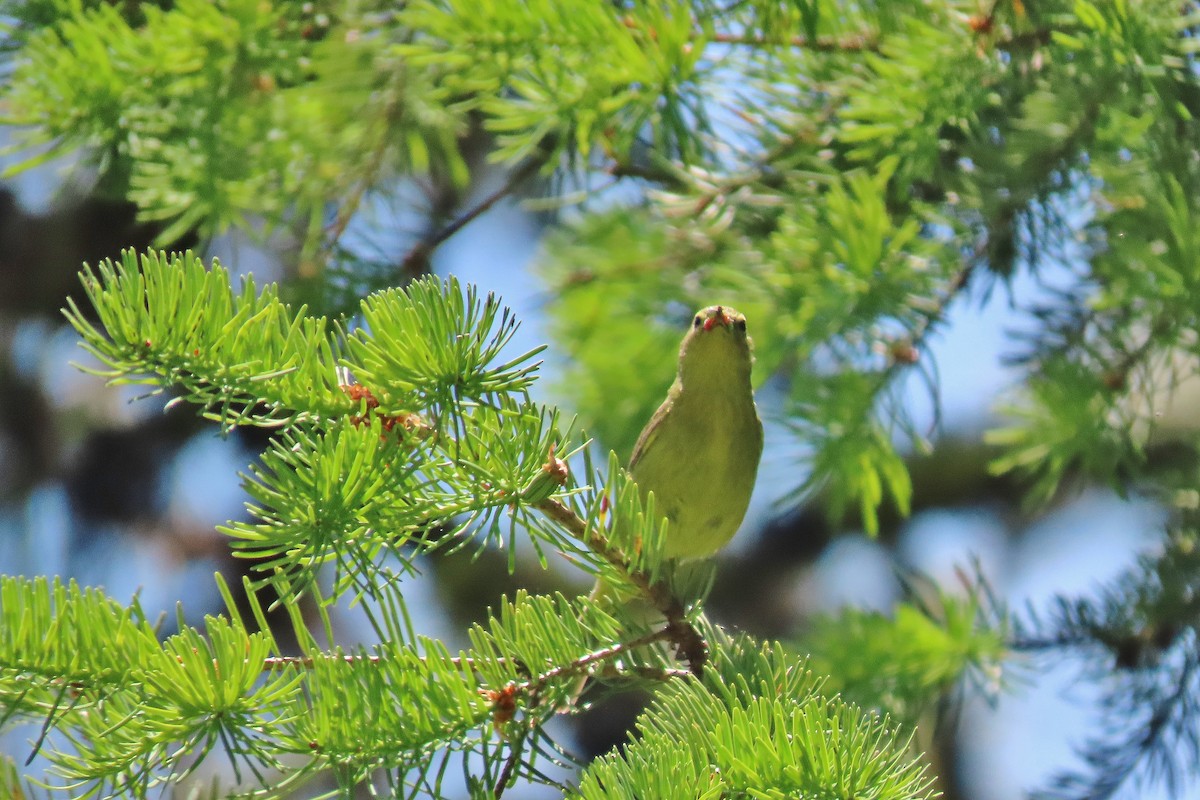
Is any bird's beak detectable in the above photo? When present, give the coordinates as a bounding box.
[703,306,731,332]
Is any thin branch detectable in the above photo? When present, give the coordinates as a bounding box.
[263,653,507,672]
[519,626,675,696]
[708,30,880,52]
[1044,656,1198,800]
[617,13,880,52]
[492,633,686,796]
[536,497,709,675]
[264,653,385,668]
[400,154,549,276]
[814,254,978,466]
[315,85,407,270]
[493,714,530,799]
[1009,632,1096,653]
[24,682,77,766]
[261,630,687,690]
[616,665,693,682]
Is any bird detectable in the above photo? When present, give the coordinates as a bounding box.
[626,304,763,561]
[573,305,763,704]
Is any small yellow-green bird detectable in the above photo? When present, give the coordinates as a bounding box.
[628,305,764,560]
[575,306,761,702]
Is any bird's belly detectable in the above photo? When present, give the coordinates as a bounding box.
[632,407,759,560]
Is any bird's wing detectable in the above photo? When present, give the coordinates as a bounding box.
[628,398,672,470]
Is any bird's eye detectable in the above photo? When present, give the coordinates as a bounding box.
[734,318,746,332]
[693,315,703,329]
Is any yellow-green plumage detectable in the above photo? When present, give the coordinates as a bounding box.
[629,305,763,560]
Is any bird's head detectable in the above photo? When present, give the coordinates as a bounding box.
[677,305,754,387]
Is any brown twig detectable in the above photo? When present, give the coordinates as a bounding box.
[261,630,689,688]
[491,629,688,794]
[536,497,709,675]
[400,155,549,276]
[519,626,675,696]
[492,707,531,798]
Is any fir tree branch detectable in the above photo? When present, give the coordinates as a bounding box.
[1038,656,1198,800]
[1005,529,1200,798]
[536,497,709,675]
[263,629,684,696]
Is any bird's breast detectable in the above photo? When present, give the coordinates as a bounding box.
[631,385,761,559]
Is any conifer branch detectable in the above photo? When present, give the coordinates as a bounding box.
[262,628,685,694]
[536,497,709,674]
